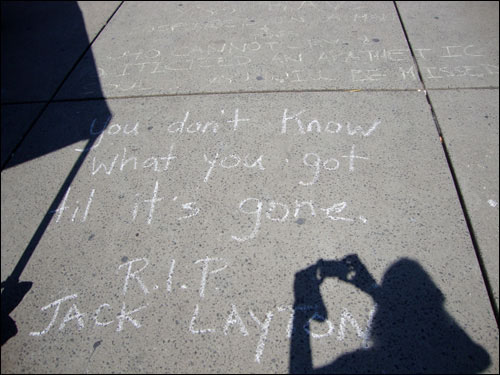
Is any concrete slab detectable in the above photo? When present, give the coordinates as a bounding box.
[1,92,497,373]
[1,98,111,283]
[56,1,422,99]
[78,1,122,40]
[396,1,499,89]
[1,103,45,167]
[1,1,120,103]
[428,88,499,312]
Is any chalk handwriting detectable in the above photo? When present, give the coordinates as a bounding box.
[231,197,366,242]
[90,144,176,176]
[167,108,249,134]
[29,293,148,335]
[75,117,139,153]
[203,152,265,182]
[29,255,377,364]
[50,187,95,223]
[299,146,369,186]
[96,40,496,93]
[281,109,381,136]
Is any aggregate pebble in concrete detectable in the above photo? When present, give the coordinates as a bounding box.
[1,92,497,373]
[428,88,499,313]
[396,1,499,89]
[56,1,421,99]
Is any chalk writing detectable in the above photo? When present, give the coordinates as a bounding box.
[94,39,497,94]
[29,293,148,335]
[232,197,366,242]
[51,181,202,226]
[203,152,265,182]
[167,108,249,134]
[299,146,369,186]
[281,109,381,136]
[51,188,95,223]
[90,145,176,176]
[195,257,229,298]
[249,310,274,363]
[29,255,376,364]
[118,258,150,295]
[422,65,498,79]
[75,117,139,153]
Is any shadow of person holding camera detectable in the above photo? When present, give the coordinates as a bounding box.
[290,254,491,374]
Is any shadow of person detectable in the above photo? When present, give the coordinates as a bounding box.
[290,255,491,374]
[1,1,112,345]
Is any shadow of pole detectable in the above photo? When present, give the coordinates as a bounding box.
[1,137,100,346]
[1,2,115,346]
[290,254,491,374]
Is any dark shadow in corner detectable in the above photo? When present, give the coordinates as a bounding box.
[1,1,117,168]
[1,1,113,345]
[290,254,491,374]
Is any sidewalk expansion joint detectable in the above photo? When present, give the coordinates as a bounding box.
[2,86,498,106]
[42,87,494,103]
[394,0,499,327]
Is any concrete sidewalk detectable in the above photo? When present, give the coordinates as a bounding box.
[1,1,498,373]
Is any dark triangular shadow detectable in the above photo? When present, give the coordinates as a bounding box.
[1,1,114,168]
